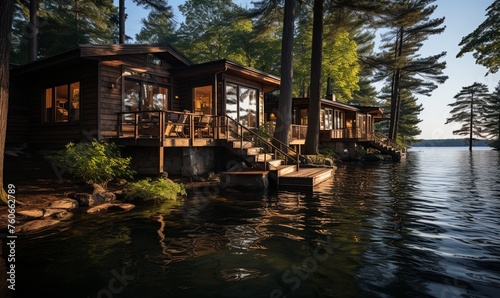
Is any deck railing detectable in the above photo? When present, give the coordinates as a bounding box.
[116,110,217,145]
[218,116,301,171]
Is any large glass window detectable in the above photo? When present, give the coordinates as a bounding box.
[123,79,168,113]
[43,82,80,123]
[225,83,258,128]
[193,85,212,114]
[334,110,344,129]
[321,108,333,130]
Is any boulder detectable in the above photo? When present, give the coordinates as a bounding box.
[92,183,106,195]
[68,192,93,207]
[18,219,60,233]
[49,198,79,210]
[43,208,71,219]
[92,183,116,205]
[87,202,135,214]
[94,191,116,203]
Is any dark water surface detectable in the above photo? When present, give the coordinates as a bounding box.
[10,148,500,297]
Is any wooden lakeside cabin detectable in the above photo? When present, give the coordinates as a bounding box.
[7,44,333,187]
[264,96,406,161]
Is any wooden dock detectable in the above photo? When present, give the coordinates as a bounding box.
[278,167,334,187]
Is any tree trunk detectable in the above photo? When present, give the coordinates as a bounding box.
[1,0,14,206]
[469,91,474,151]
[304,0,324,155]
[28,0,39,62]
[119,0,125,44]
[272,0,295,149]
[389,27,404,140]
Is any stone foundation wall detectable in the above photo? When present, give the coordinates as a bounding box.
[164,147,216,176]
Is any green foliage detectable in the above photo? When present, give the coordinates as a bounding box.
[135,6,177,44]
[457,0,500,74]
[445,82,489,138]
[483,81,500,141]
[125,178,186,203]
[47,140,134,186]
[489,139,500,150]
[11,0,117,63]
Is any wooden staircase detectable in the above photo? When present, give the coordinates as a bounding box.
[219,117,333,189]
[364,132,407,161]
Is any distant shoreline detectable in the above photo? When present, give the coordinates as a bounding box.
[412,139,491,147]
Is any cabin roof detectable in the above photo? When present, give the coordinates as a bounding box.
[171,59,281,93]
[10,44,193,75]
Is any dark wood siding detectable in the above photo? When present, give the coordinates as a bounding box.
[172,75,214,112]
[9,59,99,150]
[6,76,29,145]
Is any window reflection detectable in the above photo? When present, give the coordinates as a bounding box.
[225,83,258,128]
[123,80,168,113]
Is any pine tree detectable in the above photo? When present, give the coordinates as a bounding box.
[445,83,489,151]
[176,0,245,63]
[0,0,14,206]
[10,0,117,62]
[374,0,447,142]
[135,5,177,44]
[457,0,500,75]
[483,81,500,149]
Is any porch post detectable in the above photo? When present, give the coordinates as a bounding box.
[158,147,164,174]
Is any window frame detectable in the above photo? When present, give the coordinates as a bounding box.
[224,82,260,128]
[42,81,80,124]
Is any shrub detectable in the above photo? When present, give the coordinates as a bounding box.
[125,178,186,203]
[47,140,135,186]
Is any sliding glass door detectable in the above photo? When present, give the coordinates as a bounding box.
[225,83,258,128]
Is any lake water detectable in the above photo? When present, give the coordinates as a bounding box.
[6,147,500,297]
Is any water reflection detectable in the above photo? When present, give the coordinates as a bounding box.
[9,148,500,297]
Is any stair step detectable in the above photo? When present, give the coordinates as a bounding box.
[254,153,274,162]
[244,147,264,156]
[229,140,254,148]
[260,159,283,168]
[273,165,297,176]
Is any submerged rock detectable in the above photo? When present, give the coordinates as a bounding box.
[18,219,61,233]
[43,208,73,220]
[49,198,79,210]
[87,202,135,214]
[17,208,44,218]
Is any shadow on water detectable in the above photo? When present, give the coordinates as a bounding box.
[6,148,500,297]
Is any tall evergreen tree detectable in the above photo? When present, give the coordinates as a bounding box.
[135,5,177,44]
[118,0,173,44]
[483,81,500,149]
[445,83,489,151]
[11,0,117,62]
[248,0,300,148]
[305,0,387,154]
[374,0,447,142]
[0,0,14,205]
[274,0,295,149]
[304,0,323,155]
[176,0,244,63]
[457,0,500,75]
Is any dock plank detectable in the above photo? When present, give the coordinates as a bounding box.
[279,167,333,187]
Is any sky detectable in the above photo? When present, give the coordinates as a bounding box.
[116,0,500,140]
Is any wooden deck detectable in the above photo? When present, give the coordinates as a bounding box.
[278,167,334,187]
